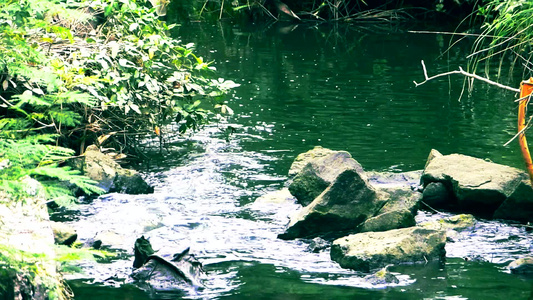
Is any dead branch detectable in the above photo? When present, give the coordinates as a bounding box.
[413,60,520,93]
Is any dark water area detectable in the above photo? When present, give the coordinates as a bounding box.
[65,22,533,299]
[170,21,523,173]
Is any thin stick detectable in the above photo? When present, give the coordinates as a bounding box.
[408,30,518,39]
[504,115,532,147]
[413,60,520,93]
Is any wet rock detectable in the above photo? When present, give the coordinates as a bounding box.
[358,208,416,233]
[422,182,453,210]
[508,257,533,274]
[424,149,443,170]
[132,237,204,291]
[421,152,528,218]
[330,227,446,272]
[288,146,338,177]
[91,230,126,249]
[50,221,77,246]
[364,265,399,285]
[82,145,153,194]
[357,179,421,233]
[494,179,533,222]
[307,237,329,253]
[419,214,476,232]
[279,169,385,240]
[379,186,421,214]
[288,150,364,206]
[133,236,155,268]
[255,188,296,204]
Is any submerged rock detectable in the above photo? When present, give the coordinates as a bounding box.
[508,257,533,274]
[90,230,127,250]
[419,214,476,232]
[82,145,153,194]
[364,265,399,285]
[255,188,296,204]
[421,151,528,218]
[279,169,384,240]
[330,227,446,272]
[288,149,364,206]
[307,237,330,253]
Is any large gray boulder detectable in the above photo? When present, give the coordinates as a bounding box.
[278,169,385,240]
[288,149,364,206]
[421,152,528,217]
[330,227,446,272]
[82,145,153,194]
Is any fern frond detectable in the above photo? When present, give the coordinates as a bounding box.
[12,93,53,108]
[47,109,81,127]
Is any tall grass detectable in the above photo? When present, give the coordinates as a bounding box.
[468,0,533,79]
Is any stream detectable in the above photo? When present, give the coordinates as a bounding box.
[59,22,533,299]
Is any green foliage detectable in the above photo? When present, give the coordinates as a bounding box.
[469,0,533,77]
[0,244,67,300]
[0,0,238,204]
[65,0,239,147]
[0,136,104,204]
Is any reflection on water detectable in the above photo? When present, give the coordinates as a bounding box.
[66,23,533,299]
[172,22,523,173]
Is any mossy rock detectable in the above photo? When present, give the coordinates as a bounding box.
[331,227,446,272]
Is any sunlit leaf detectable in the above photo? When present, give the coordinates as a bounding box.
[129,23,139,32]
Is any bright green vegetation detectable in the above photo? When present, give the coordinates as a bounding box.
[469,0,533,77]
[0,0,238,204]
[0,245,68,299]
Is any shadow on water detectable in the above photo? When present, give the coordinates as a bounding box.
[66,22,533,299]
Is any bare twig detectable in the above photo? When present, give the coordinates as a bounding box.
[413,60,520,93]
[408,30,515,39]
[504,115,532,147]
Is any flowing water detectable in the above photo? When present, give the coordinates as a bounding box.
[60,22,533,299]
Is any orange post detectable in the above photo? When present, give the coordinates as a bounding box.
[518,78,533,184]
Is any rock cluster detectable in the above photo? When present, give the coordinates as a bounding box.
[264,146,533,275]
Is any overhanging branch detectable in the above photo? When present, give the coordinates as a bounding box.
[413,60,520,93]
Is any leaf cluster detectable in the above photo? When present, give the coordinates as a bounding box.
[67,0,239,148]
[469,0,533,78]
[0,135,104,205]
[0,0,239,204]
